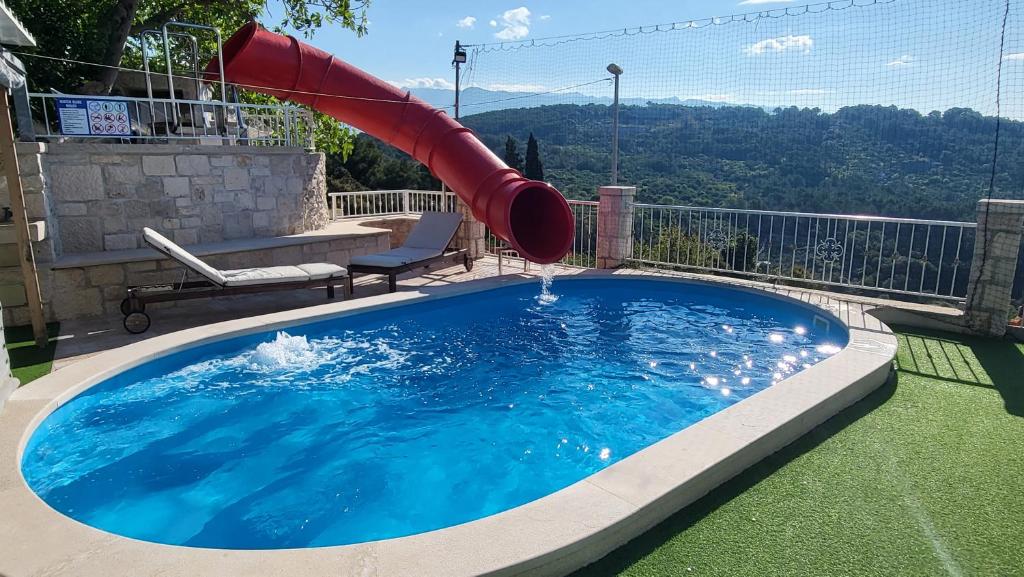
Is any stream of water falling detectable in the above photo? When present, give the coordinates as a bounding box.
[536,264,559,305]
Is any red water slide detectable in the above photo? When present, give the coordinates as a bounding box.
[206,22,574,264]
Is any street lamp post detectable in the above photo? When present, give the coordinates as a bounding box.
[607,63,623,185]
[444,42,468,201]
[453,41,466,120]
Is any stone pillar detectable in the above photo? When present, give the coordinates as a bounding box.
[596,185,636,269]
[452,197,485,259]
[963,199,1024,337]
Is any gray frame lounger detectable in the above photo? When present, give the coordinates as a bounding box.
[347,211,472,294]
[120,228,349,334]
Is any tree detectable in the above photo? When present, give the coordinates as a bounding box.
[326,134,440,192]
[504,135,523,172]
[8,0,369,95]
[7,0,369,155]
[524,132,544,181]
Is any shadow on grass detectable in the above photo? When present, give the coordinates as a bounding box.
[892,326,1024,418]
[571,370,899,577]
[4,322,60,385]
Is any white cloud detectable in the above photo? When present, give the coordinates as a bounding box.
[456,16,476,29]
[486,82,548,92]
[739,0,796,4]
[744,34,813,56]
[388,78,456,90]
[489,19,498,27]
[494,7,531,41]
[887,54,913,67]
[539,14,551,21]
[1003,52,1024,61]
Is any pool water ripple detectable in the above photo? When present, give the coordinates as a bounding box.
[22,279,846,549]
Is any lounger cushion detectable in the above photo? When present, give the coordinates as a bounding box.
[143,227,227,286]
[221,266,309,286]
[403,211,463,251]
[296,263,347,280]
[220,263,348,287]
[350,247,440,268]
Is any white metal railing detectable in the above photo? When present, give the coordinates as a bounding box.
[486,199,599,268]
[328,190,459,220]
[630,204,977,300]
[28,92,314,148]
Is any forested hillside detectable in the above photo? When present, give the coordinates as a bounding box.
[327,103,1023,223]
[463,104,1023,221]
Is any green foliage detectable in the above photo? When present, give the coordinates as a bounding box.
[326,133,440,192]
[525,132,544,181]
[7,0,368,93]
[633,227,721,269]
[504,135,524,173]
[239,91,353,155]
[462,103,1024,221]
[277,0,369,38]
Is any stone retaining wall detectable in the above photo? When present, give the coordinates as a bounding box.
[0,143,329,254]
[358,216,419,248]
[0,142,335,326]
[43,232,389,323]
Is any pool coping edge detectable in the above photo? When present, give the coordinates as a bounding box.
[0,271,897,577]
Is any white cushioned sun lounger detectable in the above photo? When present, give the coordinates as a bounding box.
[348,211,472,293]
[119,228,348,334]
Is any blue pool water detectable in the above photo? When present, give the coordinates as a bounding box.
[22,278,846,549]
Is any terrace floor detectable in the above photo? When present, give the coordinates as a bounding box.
[48,255,960,370]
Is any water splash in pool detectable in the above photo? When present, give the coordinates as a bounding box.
[536,264,559,305]
[251,332,319,369]
[163,332,411,384]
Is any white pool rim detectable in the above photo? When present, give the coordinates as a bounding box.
[0,271,897,577]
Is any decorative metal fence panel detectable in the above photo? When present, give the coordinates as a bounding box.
[28,92,314,148]
[484,200,599,268]
[328,190,458,220]
[630,204,977,300]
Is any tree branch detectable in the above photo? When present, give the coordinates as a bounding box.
[129,5,186,35]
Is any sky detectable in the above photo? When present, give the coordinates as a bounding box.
[261,0,1023,118]
[264,1,735,85]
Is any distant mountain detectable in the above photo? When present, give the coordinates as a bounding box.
[407,86,749,115]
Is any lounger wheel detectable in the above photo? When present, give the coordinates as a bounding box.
[123,312,151,334]
[120,298,145,316]
[464,254,473,272]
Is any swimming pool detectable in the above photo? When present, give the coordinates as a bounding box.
[21,277,847,550]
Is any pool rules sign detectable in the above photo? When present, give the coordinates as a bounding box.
[56,98,132,137]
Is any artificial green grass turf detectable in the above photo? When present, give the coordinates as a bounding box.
[3,323,59,385]
[574,328,1024,577]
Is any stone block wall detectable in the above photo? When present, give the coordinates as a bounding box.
[963,199,1024,337]
[43,232,389,323]
[453,199,486,258]
[0,143,328,255]
[0,142,335,326]
[359,216,419,248]
[0,143,59,263]
[596,186,636,269]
